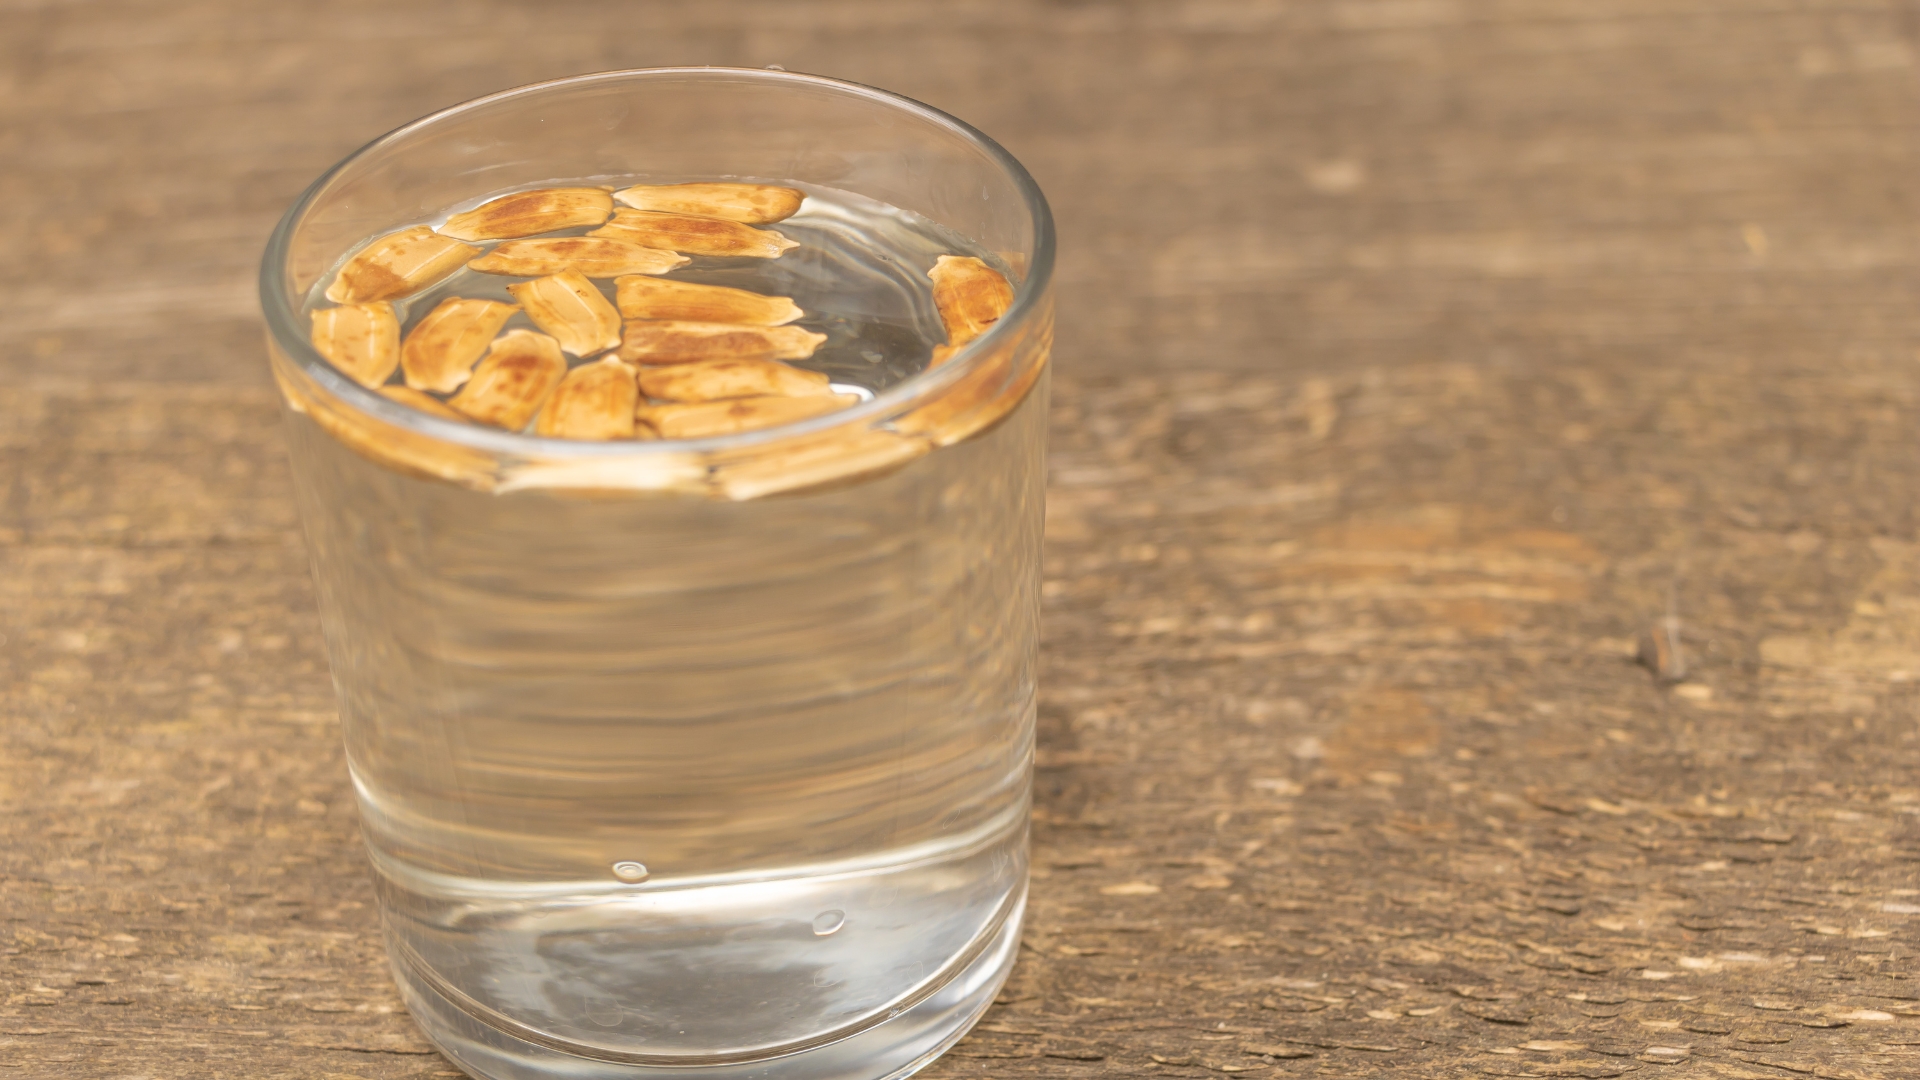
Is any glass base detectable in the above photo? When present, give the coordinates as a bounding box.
[393,888,1025,1080]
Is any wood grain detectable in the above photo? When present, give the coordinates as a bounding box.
[4,1,1919,1078]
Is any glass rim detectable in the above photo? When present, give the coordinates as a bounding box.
[258,66,1056,459]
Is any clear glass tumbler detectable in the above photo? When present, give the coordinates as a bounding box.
[258,69,1052,1080]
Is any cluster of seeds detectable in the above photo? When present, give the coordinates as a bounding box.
[307,182,1014,442]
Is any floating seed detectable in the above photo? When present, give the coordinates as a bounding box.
[638,358,834,403]
[507,270,623,357]
[613,182,805,224]
[929,254,1014,347]
[400,297,519,393]
[275,366,494,490]
[617,321,825,365]
[378,385,467,421]
[895,310,1051,448]
[614,277,802,325]
[589,209,797,259]
[309,302,400,388]
[536,356,640,440]
[325,226,478,304]
[439,187,614,241]
[639,394,857,439]
[468,237,689,278]
[448,330,567,430]
[712,427,931,501]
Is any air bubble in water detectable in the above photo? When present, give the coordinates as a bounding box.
[812,909,846,936]
[611,861,649,884]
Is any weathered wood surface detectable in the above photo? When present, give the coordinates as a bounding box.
[4,2,1919,1078]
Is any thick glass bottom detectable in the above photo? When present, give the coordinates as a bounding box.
[392,887,1025,1080]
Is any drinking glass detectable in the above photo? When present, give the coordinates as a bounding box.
[258,68,1053,1080]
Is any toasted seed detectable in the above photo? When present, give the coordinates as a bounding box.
[618,321,826,365]
[1637,617,1687,684]
[310,302,400,388]
[448,330,567,430]
[638,358,834,403]
[639,394,858,439]
[929,255,1015,346]
[713,428,931,501]
[613,182,805,224]
[439,187,614,241]
[400,297,520,393]
[468,237,690,278]
[895,303,1052,448]
[589,209,798,258]
[507,270,623,357]
[325,226,479,304]
[274,362,494,489]
[492,443,729,499]
[614,276,803,325]
[536,356,640,440]
[378,385,467,421]
[899,349,1045,447]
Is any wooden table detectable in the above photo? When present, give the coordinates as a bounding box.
[5,2,1918,1076]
